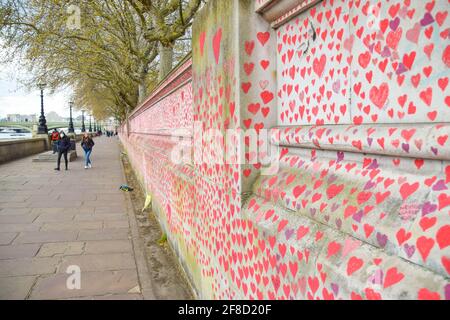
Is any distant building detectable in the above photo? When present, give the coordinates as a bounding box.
[46,111,64,122]
[6,114,37,122]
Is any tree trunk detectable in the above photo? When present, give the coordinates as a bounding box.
[158,42,174,82]
[138,80,147,103]
[137,60,149,103]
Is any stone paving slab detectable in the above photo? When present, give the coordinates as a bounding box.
[28,201,83,208]
[0,202,29,208]
[29,270,139,300]
[34,213,75,223]
[83,240,132,254]
[58,194,97,201]
[69,293,143,300]
[77,228,129,241]
[94,206,127,214]
[0,223,41,233]
[26,195,59,202]
[0,195,31,202]
[0,244,41,260]
[40,221,103,231]
[103,220,130,229]
[0,257,60,276]
[57,253,136,273]
[73,213,127,222]
[0,232,18,245]
[0,276,37,300]
[0,208,32,215]
[37,242,85,257]
[0,138,147,299]
[14,230,79,244]
[31,207,88,215]
[0,214,38,224]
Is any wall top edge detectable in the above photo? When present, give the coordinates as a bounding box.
[256,0,323,28]
[0,137,48,146]
[255,0,281,12]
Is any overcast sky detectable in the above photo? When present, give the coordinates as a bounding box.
[0,62,75,118]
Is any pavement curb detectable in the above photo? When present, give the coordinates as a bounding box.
[118,144,156,300]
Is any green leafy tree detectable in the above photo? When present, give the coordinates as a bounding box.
[0,0,201,121]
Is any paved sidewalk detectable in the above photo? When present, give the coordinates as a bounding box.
[0,137,150,299]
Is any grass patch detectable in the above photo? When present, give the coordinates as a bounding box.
[158,233,168,246]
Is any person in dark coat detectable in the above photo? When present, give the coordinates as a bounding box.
[55,131,71,171]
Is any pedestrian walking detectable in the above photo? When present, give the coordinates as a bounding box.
[81,132,95,169]
[55,131,71,171]
[51,129,60,154]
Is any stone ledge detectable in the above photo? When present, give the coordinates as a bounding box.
[32,150,77,163]
[273,123,450,161]
[0,137,46,146]
[0,138,48,164]
[256,0,322,28]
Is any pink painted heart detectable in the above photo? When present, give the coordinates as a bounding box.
[212,28,222,65]
[369,83,389,109]
[406,23,420,44]
[260,90,274,104]
[344,35,354,52]
[383,267,404,288]
[313,54,326,77]
[257,32,270,46]
[199,31,206,56]
[399,182,419,200]
[417,236,434,261]
[347,256,363,276]
[418,288,441,300]
[436,225,450,249]
[342,238,361,257]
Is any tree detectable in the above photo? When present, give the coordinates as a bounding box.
[126,0,204,81]
[0,0,201,121]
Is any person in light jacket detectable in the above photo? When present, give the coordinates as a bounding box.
[81,133,95,169]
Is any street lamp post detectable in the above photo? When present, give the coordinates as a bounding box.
[81,110,86,133]
[68,101,75,133]
[37,83,48,134]
[93,120,97,132]
[89,114,92,133]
